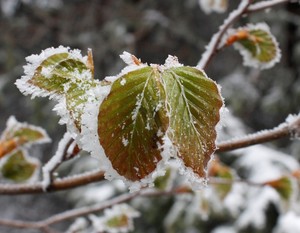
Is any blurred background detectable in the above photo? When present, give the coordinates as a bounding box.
[0,0,300,232]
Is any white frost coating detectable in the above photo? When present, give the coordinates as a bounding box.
[1,116,51,145]
[197,0,249,69]
[15,46,87,100]
[198,0,228,14]
[42,132,73,190]
[66,217,88,233]
[230,23,281,69]
[273,211,300,233]
[285,112,300,139]
[120,51,138,66]
[105,51,147,83]
[122,137,129,147]
[236,186,280,230]
[163,55,183,69]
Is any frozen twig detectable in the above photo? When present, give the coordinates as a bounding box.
[246,0,289,13]
[217,113,300,153]
[0,114,298,195]
[0,187,190,231]
[0,169,104,195]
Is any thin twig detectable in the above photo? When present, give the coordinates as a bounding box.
[216,114,300,153]
[0,176,281,231]
[0,169,104,195]
[246,0,289,13]
[0,187,188,231]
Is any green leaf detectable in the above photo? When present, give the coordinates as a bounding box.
[230,23,281,69]
[1,150,38,182]
[98,66,169,181]
[162,66,223,178]
[265,176,293,201]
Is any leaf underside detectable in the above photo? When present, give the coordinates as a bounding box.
[162,67,223,177]
[238,29,277,63]
[98,67,168,181]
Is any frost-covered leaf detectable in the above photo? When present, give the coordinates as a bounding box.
[0,149,39,182]
[162,66,223,178]
[98,66,169,181]
[91,204,140,233]
[199,0,228,14]
[15,46,102,131]
[0,116,50,158]
[226,23,281,69]
[209,159,233,199]
[264,176,293,201]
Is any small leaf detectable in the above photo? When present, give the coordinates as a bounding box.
[1,149,39,182]
[264,176,293,201]
[98,66,169,181]
[209,159,233,199]
[0,116,50,158]
[162,66,223,178]
[102,204,140,233]
[227,23,281,69]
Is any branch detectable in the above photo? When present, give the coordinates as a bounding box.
[246,0,289,13]
[0,169,104,195]
[0,114,298,195]
[216,114,300,153]
[0,188,185,231]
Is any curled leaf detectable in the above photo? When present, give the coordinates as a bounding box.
[226,23,281,69]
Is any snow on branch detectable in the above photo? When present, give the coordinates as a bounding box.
[217,113,300,153]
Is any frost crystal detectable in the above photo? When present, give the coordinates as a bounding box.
[105,51,147,83]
